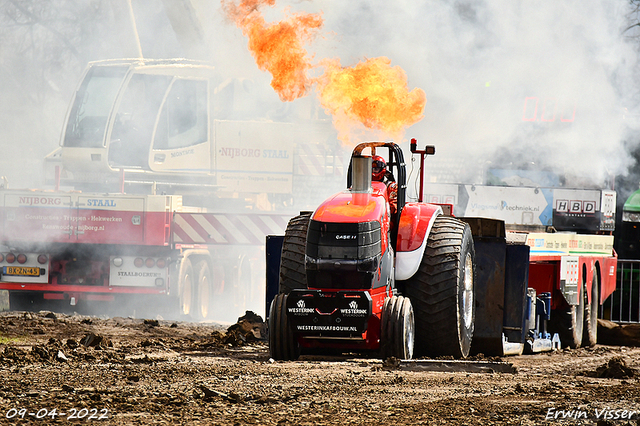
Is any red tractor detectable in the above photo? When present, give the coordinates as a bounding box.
[267,141,476,360]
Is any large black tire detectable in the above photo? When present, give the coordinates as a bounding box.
[268,293,300,360]
[194,260,212,321]
[380,296,415,360]
[583,273,599,347]
[179,258,194,319]
[551,287,585,349]
[279,212,312,294]
[403,216,475,358]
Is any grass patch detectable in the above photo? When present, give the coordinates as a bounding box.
[0,335,23,345]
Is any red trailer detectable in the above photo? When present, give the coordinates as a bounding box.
[0,189,291,320]
[525,232,617,348]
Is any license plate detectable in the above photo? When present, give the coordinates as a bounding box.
[4,266,40,276]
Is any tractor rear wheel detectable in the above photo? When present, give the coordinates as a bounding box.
[279,212,312,294]
[268,293,300,361]
[403,216,475,358]
[380,296,415,360]
[582,273,599,347]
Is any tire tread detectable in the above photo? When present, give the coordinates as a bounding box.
[403,216,475,358]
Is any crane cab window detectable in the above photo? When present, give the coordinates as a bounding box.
[108,74,172,168]
[153,79,208,150]
[63,66,128,148]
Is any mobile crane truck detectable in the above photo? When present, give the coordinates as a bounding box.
[0,58,346,321]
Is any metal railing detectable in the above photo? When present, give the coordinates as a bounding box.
[600,260,640,323]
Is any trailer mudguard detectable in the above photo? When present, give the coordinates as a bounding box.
[459,217,532,356]
[395,203,442,281]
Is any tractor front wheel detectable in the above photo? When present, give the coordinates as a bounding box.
[268,293,300,361]
[380,295,415,360]
[403,216,475,358]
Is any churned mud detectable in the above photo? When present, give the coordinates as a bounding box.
[0,310,639,425]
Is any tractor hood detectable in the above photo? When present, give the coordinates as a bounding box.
[312,182,389,224]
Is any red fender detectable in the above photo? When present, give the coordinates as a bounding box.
[395,203,442,280]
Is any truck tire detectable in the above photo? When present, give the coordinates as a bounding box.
[179,258,194,319]
[380,296,415,360]
[551,288,585,349]
[279,212,312,294]
[268,293,300,360]
[403,216,475,358]
[229,255,252,312]
[583,273,599,347]
[194,260,212,321]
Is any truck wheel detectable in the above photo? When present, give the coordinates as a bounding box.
[194,260,212,321]
[551,288,585,349]
[230,255,252,311]
[268,293,300,360]
[179,258,194,318]
[380,296,415,360]
[403,216,475,358]
[279,212,312,294]
[583,273,599,347]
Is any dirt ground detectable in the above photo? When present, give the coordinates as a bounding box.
[0,309,639,426]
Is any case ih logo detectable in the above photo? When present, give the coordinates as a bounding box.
[556,200,596,214]
[19,196,62,206]
[336,235,357,240]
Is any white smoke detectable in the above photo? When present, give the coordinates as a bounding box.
[230,0,640,186]
[1,0,638,188]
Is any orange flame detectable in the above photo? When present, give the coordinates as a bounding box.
[315,57,426,142]
[222,0,322,101]
[222,1,426,142]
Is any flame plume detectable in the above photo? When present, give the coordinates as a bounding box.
[222,0,426,142]
[315,57,426,142]
[222,0,322,101]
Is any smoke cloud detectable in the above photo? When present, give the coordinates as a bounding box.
[214,0,640,186]
[0,0,638,188]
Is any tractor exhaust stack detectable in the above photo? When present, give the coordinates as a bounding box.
[351,155,372,193]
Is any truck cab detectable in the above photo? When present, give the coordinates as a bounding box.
[58,59,217,185]
[46,59,346,214]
